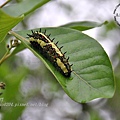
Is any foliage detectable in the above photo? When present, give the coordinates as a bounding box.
[0,0,115,120]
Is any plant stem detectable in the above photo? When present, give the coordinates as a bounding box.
[0,38,19,65]
[0,50,11,65]
[0,30,28,65]
[0,0,11,8]
[9,31,29,43]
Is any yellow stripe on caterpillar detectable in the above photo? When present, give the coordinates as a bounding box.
[37,39,46,48]
[29,37,36,41]
[48,43,63,56]
[56,58,68,73]
[38,32,51,43]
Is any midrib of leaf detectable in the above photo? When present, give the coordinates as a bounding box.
[73,71,104,94]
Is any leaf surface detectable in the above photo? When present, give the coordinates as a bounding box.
[10,27,115,103]
[61,21,108,31]
[0,9,24,42]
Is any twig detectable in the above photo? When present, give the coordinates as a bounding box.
[0,0,11,8]
[0,39,20,65]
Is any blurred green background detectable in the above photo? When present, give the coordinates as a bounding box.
[0,0,120,120]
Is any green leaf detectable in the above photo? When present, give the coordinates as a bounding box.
[10,27,115,103]
[0,9,24,42]
[2,0,50,16]
[0,0,50,42]
[61,21,108,31]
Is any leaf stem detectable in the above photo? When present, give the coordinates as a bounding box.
[0,39,20,65]
[0,0,11,8]
[0,49,11,65]
[9,31,29,43]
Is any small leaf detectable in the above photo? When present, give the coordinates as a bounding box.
[10,27,115,103]
[61,21,108,31]
[2,0,50,16]
[0,9,24,42]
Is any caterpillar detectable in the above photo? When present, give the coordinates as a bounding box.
[27,29,72,77]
